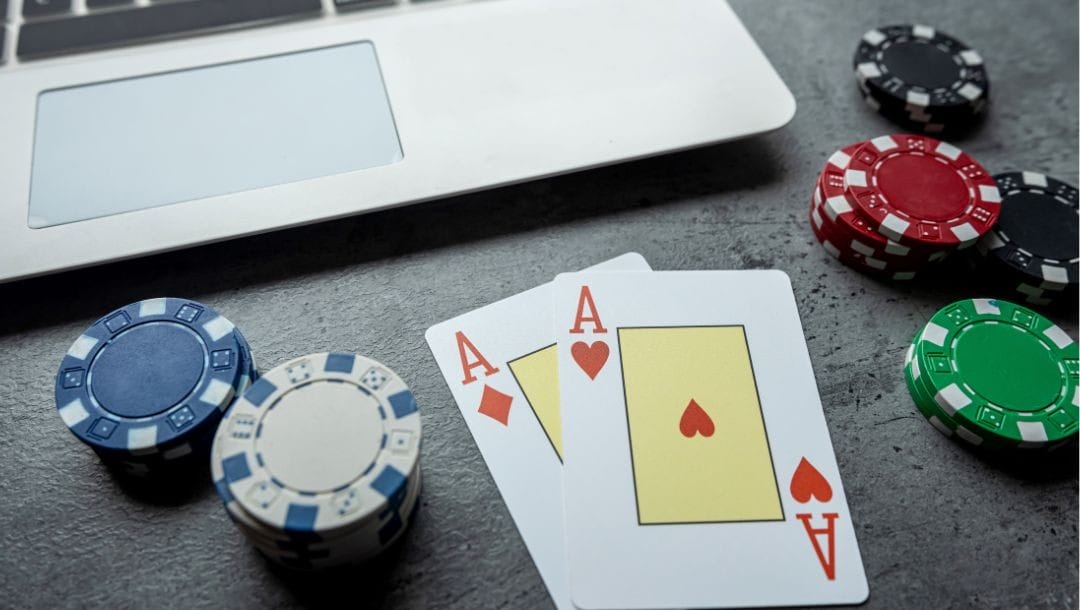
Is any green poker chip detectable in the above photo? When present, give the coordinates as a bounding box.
[904,340,998,448]
[904,354,953,437]
[912,298,1079,449]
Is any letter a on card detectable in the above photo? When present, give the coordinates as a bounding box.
[569,285,610,379]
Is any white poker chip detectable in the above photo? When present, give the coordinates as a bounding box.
[212,419,421,559]
[211,352,422,568]
[250,470,422,570]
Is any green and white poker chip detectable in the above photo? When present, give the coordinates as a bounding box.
[904,299,1078,450]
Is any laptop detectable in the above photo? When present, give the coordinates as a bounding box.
[0,0,795,283]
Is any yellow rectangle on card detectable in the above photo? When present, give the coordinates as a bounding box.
[618,326,782,524]
[508,344,563,461]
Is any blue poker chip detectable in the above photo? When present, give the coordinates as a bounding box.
[235,327,259,394]
[55,298,247,461]
[114,330,257,477]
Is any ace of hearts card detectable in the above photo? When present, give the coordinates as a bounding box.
[553,270,868,609]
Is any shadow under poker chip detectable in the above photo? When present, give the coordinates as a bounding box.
[967,438,1079,482]
[103,454,215,507]
[261,501,424,608]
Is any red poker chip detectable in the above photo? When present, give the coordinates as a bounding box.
[810,193,924,273]
[809,203,919,281]
[807,185,924,270]
[812,145,950,267]
[814,143,946,264]
[816,170,945,266]
[842,134,1001,247]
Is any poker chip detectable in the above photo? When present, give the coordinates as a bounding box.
[809,197,919,280]
[904,342,965,441]
[857,82,945,135]
[844,135,1000,247]
[816,144,915,259]
[854,24,989,132]
[211,352,422,570]
[903,334,1003,448]
[857,79,984,135]
[903,299,1079,450]
[115,331,259,477]
[813,143,945,262]
[55,298,255,474]
[962,254,1078,308]
[964,171,1079,306]
[808,136,997,278]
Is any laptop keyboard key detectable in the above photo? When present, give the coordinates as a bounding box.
[86,0,134,8]
[334,0,392,10]
[17,0,323,58]
[22,0,72,18]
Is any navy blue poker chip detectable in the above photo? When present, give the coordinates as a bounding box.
[55,298,245,459]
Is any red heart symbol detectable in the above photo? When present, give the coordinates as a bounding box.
[790,457,833,504]
[679,399,714,438]
[571,341,609,380]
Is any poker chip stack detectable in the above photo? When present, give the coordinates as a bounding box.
[54,298,257,476]
[211,352,422,570]
[903,298,1078,451]
[965,171,1079,307]
[854,24,990,134]
[809,134,1001,279]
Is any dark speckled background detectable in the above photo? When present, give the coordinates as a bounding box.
[1,0,1077,608]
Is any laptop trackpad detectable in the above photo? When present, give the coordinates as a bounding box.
[28,42,402,229]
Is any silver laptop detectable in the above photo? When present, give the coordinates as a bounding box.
[0,0,795,282]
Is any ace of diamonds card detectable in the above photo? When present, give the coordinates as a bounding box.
[553,270,868,609]
[424,253,651,609]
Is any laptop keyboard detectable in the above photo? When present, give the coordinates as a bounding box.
[5,0,409,62]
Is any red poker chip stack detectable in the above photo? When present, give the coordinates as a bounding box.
[809,134,1001,280]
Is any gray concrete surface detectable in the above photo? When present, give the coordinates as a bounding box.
[1,0,1077,608]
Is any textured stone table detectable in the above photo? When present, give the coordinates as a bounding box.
[1,0,1076,607]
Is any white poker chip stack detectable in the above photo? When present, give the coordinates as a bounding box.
[210,352,422,570]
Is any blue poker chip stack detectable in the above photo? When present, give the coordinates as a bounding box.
[211,352,422,570]
[55,298,258,476]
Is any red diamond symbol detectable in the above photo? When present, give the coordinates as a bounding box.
[477,384,513,426]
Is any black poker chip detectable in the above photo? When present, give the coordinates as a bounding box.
[856,81,983,135]
[964,251,1077,309]
[976,172,1079,286]
[965,171,1079,307]
[853,24,989,131]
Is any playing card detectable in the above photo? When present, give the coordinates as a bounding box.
[553,270,868,609]
[425,253,651,609]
